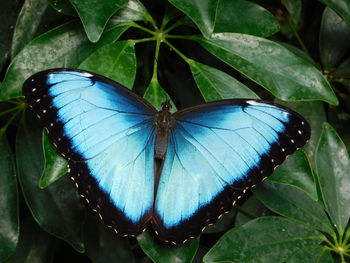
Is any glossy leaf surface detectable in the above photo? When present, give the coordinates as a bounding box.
[203,216,322,263]
[169,0,279,38]
[196,34,338,105]
[79,41,136,88]
[188,60,258,101]
[69,0,128,42]
[40,131,67,188]
[0,22,129,100]
[316,123,350,233]
[254,182,331,233]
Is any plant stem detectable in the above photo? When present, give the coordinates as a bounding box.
[128,22,155,35]
[0,105,22,117]
[151,38,162,82]
[163,39,191,63]
[166,34,196,40]
[163,20,187,34]
[130,37,157,44]
[0,109,22,138]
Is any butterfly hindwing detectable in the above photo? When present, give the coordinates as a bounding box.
[153,100,310,243]
[23,69,157,236]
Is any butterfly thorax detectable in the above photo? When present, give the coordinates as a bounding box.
[154,101,173,160]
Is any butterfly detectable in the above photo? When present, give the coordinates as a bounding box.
[23,69,310,244]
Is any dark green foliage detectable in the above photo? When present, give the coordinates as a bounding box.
[0,0,350,262]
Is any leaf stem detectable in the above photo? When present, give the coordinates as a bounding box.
[289,22,309,56]
[128,22,155,35]
[151,38,162,82]
[0,105,22,117]
[166,34,196,40]
[163,39,191,63]
[0,108,23,138]
[163,20,187,34]
[130,37,157,44]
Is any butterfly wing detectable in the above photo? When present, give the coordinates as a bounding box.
[23,69,157,236]
[153,99,310,244]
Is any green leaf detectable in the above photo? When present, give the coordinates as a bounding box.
[84,212,135,263]
[286,245,334,263]
[203,210,235,234]
[39,131,67,188]
[316,123,350,234]
[276,100,327,170]
[6,216,56,263]
[277,41,318,68]
[269,149,317,200]
[169,0,279,38]
[0,136,19,262]
[79,41,136,89]
[319,7,350,69]
[0,22,129,100]
[143,79,176,111]
[203,216,322,263]
[196,34,338,105]
[334,57,350,78]
[319,0,350,26]
[235,196,271,226]
[188,60,258,101]
[213,0,279,37]
[69,0,128,42]
[137,231,199,263]
[109,0,152,24]
[11,0,49,58]
[253,182,332,233]
[0,0,22,71]
[16,111,85,252]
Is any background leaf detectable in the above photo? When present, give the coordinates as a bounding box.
[196,34,338,105]
[69,0,128,42]
[319,0,350,26]
[203,216,322,263]
[16,111,85,252]
[316,123,350,234]
[11,0,49,58]
[254,182,331,233]
[0,22,129,100]
[168,0,279,38]
[269,149,317,200]
[137,231,199,263]
[6,216,56,263]
[188,60,258,101]
[84,212,135,263]
[143,79,176,111]
[79,40,136,88]
[319,7,350,69]
[40,131,67,188]
[0,136,18,262]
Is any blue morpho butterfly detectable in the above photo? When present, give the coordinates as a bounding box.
[23,69,310,245]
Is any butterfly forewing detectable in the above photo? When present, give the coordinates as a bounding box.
[23,69,157,236]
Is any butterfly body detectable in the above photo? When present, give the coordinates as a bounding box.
[23,69,310,244]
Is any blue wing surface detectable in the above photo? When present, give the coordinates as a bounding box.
[23,69,157,236]
[153,100,310,243]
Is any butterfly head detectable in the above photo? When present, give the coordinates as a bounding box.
[161,100,172,112]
